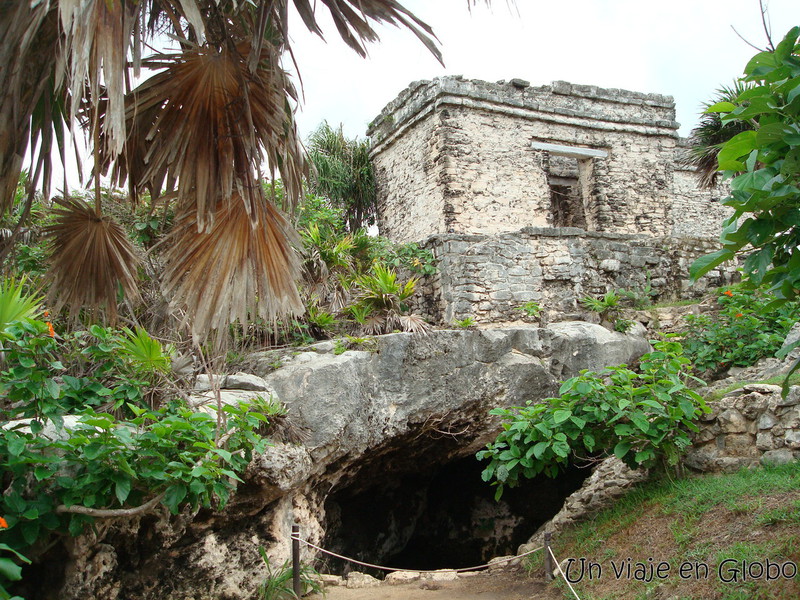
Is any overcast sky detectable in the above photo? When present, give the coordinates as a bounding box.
[289,0,799,140]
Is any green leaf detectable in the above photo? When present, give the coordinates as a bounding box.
[17,356,35,368]
[705,101,736,113]
[552,440,570,458]
[631,412,651,433]
[553,409,572,424]
[774,26,800,63]
[756,122,793,146]
[717,130,758,165]
[613,441,631,460]
[569,415,587,429]
[34,466,54,481]
[6,435,25,457]
[0,557,23,582]
[163,484,188,514]
[44,378,60,399]
[689,248,736,281]
[532,441,549,460]
[113,475,132,505]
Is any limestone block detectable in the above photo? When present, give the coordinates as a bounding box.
[760,448,796,466]
[225,372,270,391]
[756,432,776,451]
[385,571,421,585]
[779,407,800,429]
[425,570,459,581]
[757,412,779,430]
[346,572,381,589]
[318,574,344,587]
[718,409,748,434]
[194,373,226,391]
[785,429,800,449]
[778,386,800,407]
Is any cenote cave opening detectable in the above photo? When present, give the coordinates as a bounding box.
[321,454,589,574]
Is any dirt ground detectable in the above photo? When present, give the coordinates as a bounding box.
[307,570,564,600]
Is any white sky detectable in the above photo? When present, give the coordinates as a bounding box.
[289,0,799,140]
[46,0,798,190]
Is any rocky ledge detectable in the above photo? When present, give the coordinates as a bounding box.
[45,323,650,600]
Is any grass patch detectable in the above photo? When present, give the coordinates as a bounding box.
[546,462,800,599]
[704,371,800,402]
[649,298,699,310]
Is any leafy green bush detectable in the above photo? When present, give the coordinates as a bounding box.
[478,340,707,499]
[683,286,800,374]
[0,284,274,596]
[517,301,541,319]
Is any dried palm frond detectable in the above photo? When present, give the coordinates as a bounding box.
[160,194,303,342]
[57,0,139,158]
[109,41,306,231]
[0,2,65,215]
[398,313,431,335]
[44,197,142,323]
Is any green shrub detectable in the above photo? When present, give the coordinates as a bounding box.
[0,285,274,596]
[683,286,800,374]
[256,548,324,599]
[517,301,541,318]
[478,339,707,499]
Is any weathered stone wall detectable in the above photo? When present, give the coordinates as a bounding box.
[410,228,738,325]
[685,384,800,473]
[372,112,446,243]
[369,77,730,244]
[670,157,732,239]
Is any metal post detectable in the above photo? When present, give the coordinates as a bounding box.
[292,524,301,597]
[544,532,553,582]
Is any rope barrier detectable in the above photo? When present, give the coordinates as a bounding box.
[291,533,543,574]
[547,546,582,600]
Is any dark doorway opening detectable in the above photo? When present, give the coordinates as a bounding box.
[548,155,587,229]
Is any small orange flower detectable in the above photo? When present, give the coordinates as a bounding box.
[736,313,744,318]
[724,290,733,297]
[47,322,55,338]
[43,310,50,317]
[0,516,8,529]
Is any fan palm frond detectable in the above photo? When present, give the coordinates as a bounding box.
[160,194,303,342]
[44,197,142,323]
[685,81,756,189]
[109,41,307,230]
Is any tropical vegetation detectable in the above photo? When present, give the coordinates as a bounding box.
[307,122,377,232]
[479,339,708,498]
[0,0,491,343]
[690,26,800,304]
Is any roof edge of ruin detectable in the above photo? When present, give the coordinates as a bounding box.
[366,75,678,150]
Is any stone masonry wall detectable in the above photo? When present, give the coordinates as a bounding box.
[369,77,729,244]
[685,384,800,472]
[411,228,738,325]
[372,112,446,243]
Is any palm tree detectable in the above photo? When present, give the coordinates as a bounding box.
[307,122,376,232]
[0,1,493,341]
[685,81,755,189]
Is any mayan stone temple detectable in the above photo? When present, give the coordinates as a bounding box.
[367,76,738,324]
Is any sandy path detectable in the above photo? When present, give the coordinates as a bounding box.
[307,571,561,600]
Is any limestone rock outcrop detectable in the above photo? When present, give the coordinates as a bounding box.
[37,323,650,600]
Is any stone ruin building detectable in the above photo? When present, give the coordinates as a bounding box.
[367,76,738,324]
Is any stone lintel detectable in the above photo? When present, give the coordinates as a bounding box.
[530,141,609,159]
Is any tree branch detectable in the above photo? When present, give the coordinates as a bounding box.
[55,491,166,518]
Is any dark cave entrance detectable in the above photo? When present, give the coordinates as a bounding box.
[321,454,589,574]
